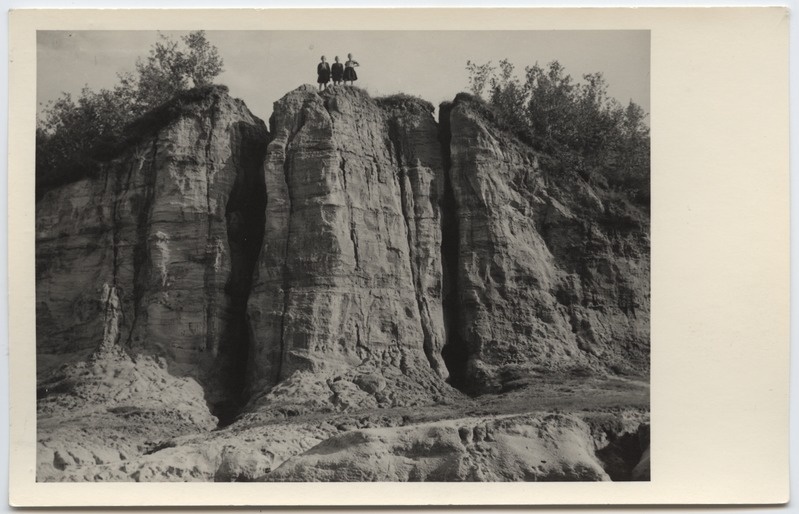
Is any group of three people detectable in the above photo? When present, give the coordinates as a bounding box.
[317,54,359,90]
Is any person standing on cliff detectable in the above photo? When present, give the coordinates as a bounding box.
[331,56,344,86]
[317,56,331,91]
[343,53,359,86]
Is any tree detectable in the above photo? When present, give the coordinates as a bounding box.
[183,31,224,87]
[36,86,135,190]
[524,61,578,148]
[134,31,224,109]
[487,59,529,137]
[466,60,495,97]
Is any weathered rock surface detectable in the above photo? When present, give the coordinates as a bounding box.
[440,95,650,392]
[38,409,336,482]
[36,344,218,481]
[35,85,649,482]
[38,397,649,482]
[36,86,268,412]
[246,86,456,414]
[265,413,619,482]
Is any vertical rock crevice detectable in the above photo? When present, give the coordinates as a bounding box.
[203,97,220,358]
[214,115,269,426]
[437,103,470,391]
[102,161,125,354]
[325,95,361,272]
[339,156,362,271]
[108,166,120,290]
[276,153,293,385]
[387,124,439,375]
[125,135,160,349]
[102,160,127,354]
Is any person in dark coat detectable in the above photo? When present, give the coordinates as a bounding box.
[317,56,331,91]
[343,53,359,85]
[331,56,344,85]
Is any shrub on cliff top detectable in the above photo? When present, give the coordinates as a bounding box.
[375,93,435,116]
[37,31,225,196]
[465,59,649,197]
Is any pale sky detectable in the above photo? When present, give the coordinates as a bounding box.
[38,30,649,123]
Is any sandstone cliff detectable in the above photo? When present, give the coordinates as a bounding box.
[441,95,649,392]
[245,86,456,417]
[36,86,268,417]
[35,84,650,481]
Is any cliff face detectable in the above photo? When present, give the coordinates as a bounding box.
[442,97,650,392]
[36,87,268,411]
[36,85,649,480]
[245,86,453,415]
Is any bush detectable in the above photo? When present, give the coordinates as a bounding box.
[465,59,650,196]
[375,93,435,116]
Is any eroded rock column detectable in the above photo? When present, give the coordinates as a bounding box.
[247,86,454,410]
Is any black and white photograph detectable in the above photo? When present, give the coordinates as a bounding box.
[5,5,793,508]
[32,27,652,483]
